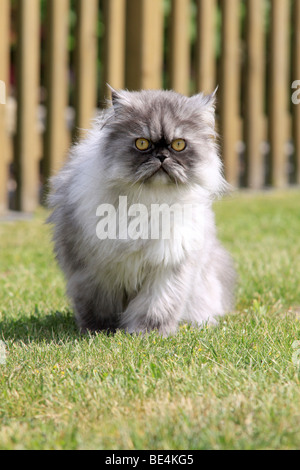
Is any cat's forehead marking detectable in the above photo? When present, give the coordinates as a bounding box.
[137,107,186,143]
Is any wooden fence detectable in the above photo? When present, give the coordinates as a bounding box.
[0,0,299,213]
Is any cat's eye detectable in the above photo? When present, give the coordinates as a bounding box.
[171,139,186,152]
[135,138,150,151]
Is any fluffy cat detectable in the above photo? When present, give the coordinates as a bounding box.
[48,88,236,335]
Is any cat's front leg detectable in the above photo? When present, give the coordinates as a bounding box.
[67,270,123,333]
[119,265,191,336]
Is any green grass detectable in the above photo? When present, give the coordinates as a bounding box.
[1,190,300,450]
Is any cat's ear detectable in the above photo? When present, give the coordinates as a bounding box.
[189,86,218,111]
[107,84,131,109]
[107,85,120,106]
[207,85,218,107]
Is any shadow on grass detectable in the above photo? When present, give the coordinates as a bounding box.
[0,310,82,344]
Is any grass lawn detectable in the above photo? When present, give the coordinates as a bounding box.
[0,190,300,450]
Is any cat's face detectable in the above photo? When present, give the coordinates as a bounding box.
[102,89,226,195]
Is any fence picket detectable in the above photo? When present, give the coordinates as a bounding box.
[126,0,164,90]
[219,0,240,186]
[169,0,190,95]
[43,0,70,181]
[293,0,300,184]
[15,0,40,212]
[195,0,217,94]
[268,0,290,187]
[102,0,126,100]
[0,0,10,213]
[244,0,265,189]
[74,0,98,139]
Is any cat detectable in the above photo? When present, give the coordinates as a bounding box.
[47,88,236,336]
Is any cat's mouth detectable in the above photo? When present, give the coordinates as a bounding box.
[135,159,187,185]
[144,164,173,182]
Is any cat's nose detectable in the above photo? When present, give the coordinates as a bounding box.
[155,155,167,163]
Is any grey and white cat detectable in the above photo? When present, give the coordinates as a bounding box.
[48,88,236,335]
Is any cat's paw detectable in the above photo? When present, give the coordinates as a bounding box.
[124,319,178,337]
